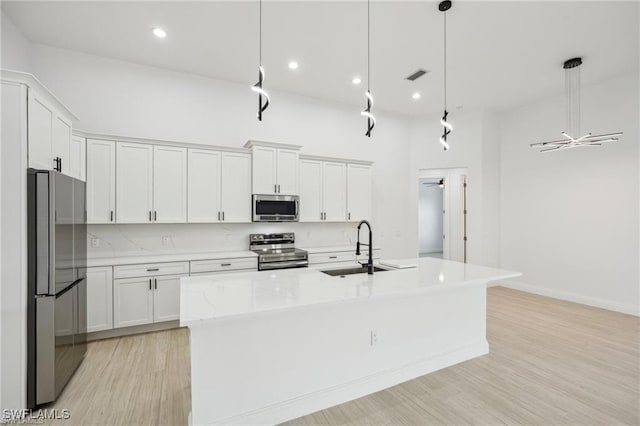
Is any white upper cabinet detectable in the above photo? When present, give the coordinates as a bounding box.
[221,152,252,223]
[153,145,187,223]
[86,139,116,224]
[27,88,54,171]
[347,164,372,222]
[116,142,154,223]
[251,146,277,194]
[322,162,347,222]
[68,135,86,181]
[52,115,71,175]
[299,159,323,222]
[276,148,299,195]
[188,149,221,223]
[245,141,300,195]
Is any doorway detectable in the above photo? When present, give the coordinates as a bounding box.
[418,168,467,262]
[418,177,445,258]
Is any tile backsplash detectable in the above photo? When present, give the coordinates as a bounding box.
[87,222,359,258]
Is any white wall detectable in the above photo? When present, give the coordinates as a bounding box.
[28,44,414,258]
[499,72,639,315]
[418,180,443,255]
[0,10,31,71]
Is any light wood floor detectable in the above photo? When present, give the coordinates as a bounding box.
[43,287,639,425]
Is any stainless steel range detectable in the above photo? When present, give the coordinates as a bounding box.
[250,233,308,271]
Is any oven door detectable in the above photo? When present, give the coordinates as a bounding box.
[253,195,299,222]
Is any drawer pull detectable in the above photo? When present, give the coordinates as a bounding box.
[146,268,159,272]
[329,256,338,259]
[221,263,231,267]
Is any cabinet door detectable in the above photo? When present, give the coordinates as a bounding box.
[347,164,372,222]
[69,136,86,181]
[116,142,153,223]
[276,148,299,195]
[252,146,277,194]
[27,88,53,170]
[299,159,323,222]
[52,115,71,175]
[153,274,185,322]
[86,139,116,224]
[153,145,187,223]
[83,267,113,333]
[221,152,251,223]
[113,277,154,328]
[322,162,347,222]
[187,149,221,223]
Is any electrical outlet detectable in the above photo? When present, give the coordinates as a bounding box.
[90,238,100,248]
[370,330,378,346]
[162,236,170,246]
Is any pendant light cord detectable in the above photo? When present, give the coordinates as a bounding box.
[443,11,447,110]
[367,0,370,92]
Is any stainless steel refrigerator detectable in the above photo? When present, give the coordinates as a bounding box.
[27,169,87,408]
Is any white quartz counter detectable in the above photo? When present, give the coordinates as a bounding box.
[180,257,520,325]
[86,250,257,267]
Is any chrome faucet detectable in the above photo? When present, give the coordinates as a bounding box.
[355,220,374,275]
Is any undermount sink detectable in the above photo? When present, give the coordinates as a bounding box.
[320,266,389,277]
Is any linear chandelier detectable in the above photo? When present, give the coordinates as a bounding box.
[251,0,270,121]
[439,0,453,151]
[361,0,376,137]
[530,58,622,152]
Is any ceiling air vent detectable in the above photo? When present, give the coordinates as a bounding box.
[405,69,429,81]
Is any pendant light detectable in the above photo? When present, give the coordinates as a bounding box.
[360,0,376,137]
[530,58,622,152]
[439,0,452,151]
[251,0,270,121]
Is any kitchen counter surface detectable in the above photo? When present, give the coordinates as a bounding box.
[180,257,520,325]
[86,250,258,267]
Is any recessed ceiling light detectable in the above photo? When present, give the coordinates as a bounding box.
[152,28,167,39]
[352,77,362,85]
[288,61,299,70]
[412,92,422,100]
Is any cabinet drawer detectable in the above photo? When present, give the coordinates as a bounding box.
[114,262,189,279]
[190,258,257,274]
[309,252,355,265]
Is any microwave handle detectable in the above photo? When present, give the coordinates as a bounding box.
[295,198,299,217]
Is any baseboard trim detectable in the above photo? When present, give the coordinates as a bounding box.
[213,340,489,425]
[499,280,640,317]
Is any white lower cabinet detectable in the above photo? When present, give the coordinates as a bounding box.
[84,266,114,332]
[113,262,188,328]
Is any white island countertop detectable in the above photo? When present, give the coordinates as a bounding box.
[180,257,521,325]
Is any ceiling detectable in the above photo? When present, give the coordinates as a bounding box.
[3,1,638,116]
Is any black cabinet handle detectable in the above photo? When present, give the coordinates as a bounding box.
[146,268,159,272]
[222,211,225,221]
[149,279,152,290]
[348,212,351,221]
[154,278,157,290]
[110,210,114,222]
[154,211,157,221]
[329,256,338,259]
[148,211,152,221]
[217,211,220,221]
[221,263,231,267]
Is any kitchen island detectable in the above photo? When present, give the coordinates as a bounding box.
[180,257,520,425]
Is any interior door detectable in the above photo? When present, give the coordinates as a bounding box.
[86,139,116,224]
[251,146,277,194]
[153,274,185,322]
[299,159,323,222]
[276,148,299,195]
[113,277,154,328]
[187,149,221,223]
[116,142,153,223]
[221,152,251,223]
[347,164,372,222]
[153,145,187,223]
[322,162,347,222]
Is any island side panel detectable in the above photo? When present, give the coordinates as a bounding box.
[189,282,487,425]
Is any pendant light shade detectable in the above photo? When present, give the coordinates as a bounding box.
[530,58,622,152]
[252,0,270,121]
[361,0,376,137]
[439,0,453,151]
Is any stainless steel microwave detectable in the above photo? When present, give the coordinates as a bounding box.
[253,194,299,222]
